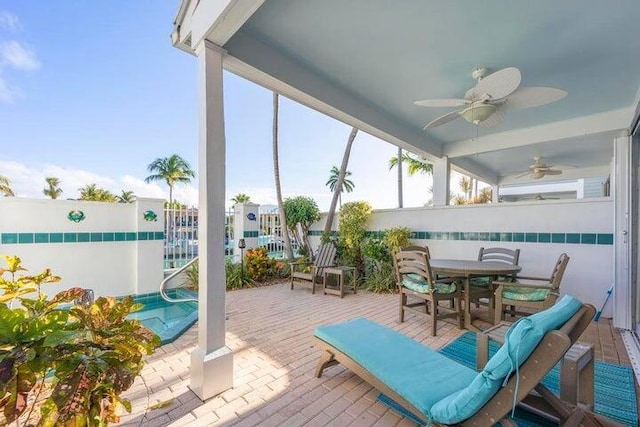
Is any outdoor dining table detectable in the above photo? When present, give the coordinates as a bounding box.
[430,259,522,332]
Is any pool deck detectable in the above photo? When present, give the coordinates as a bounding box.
[118,283,636,427]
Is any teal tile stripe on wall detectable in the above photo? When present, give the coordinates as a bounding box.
[243,230,259,238]
[1,231,165,245]
[307,230,614,245]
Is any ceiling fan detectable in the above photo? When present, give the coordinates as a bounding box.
[514,157,574,180]
[414,67,567,129]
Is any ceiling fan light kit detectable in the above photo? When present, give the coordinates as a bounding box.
[415,66,567,129]
[459,103,496,124]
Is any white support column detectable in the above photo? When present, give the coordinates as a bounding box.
[492,185,500,204]
[432,156,450,206]
[190,40,233,400]
[613,133,632,329]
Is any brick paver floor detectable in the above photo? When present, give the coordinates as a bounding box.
[118,283,635,427]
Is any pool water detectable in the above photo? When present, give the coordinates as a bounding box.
[127,289,198,345]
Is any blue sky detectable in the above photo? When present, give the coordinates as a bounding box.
[0,1,440,210]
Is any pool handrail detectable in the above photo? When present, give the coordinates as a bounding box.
[160,256,199,303]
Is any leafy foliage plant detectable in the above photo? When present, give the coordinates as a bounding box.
[337,201,372,276]
[244,247,278,282]
[0,256,160,426]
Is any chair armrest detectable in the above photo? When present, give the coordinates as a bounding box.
[289,261,312,273]
[511,275,551,281]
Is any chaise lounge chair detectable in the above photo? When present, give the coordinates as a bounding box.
[314,295,620,426]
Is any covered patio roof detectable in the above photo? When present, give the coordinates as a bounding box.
[172,0,640,185]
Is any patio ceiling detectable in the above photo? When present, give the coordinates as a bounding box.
[173,0,640,185]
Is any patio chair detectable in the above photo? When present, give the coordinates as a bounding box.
[393,249,463,336]
[314,296,619,426]
[493,253,570,324]
[290,242,337,294]
[401,245,430,256]
[469,247,521,310]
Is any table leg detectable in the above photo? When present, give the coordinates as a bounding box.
[464,277,481,333]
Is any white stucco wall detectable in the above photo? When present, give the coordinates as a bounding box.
[0,197,164,297]
[311,198,614,317]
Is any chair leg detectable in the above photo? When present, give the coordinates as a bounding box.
[399,292,406,323]
[431,297,438,336]
[457,295,463,329]
[315,350,338,378]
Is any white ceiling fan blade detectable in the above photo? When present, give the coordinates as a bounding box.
[513,171,532,179]
[504,87,568,110]
[544,169,563,176]
[474,67,521,100]
[477,106,505,128]
[423,111,462,129]
[414,99,470,108]
[548,164,575,171]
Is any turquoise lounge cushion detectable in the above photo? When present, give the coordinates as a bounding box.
[429,295,582,424]
[315,318,477,418]
[502,286,550,301]
[402,273,457,294]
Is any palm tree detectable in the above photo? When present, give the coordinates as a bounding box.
[459,177,474,201]
[144,154,195,208]
[43,177,63,199]
[272,92,294,261]
[323,127,359,238]
[78,184,116,202]
[231,193,251,205]
[0,175,14,197]
[477,187,493,203]
[389,152,433,202]
[117,190,136,203]
[325,165,354,207]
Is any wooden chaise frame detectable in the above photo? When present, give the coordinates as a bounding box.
[314,303,622,426]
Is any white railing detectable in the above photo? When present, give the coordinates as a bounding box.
[163,207,234,269]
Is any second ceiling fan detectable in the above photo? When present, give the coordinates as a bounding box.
[415,67,567,129]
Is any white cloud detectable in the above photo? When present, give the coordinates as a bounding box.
[0,75,18,102]
[0,12,21,31]
[0,160,199,206]
[0,41,39,71]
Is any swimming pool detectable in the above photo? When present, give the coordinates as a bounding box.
[127,289,198,345]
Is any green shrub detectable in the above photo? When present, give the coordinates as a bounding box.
[0,255,160,426]
[182,261,199,290]
[362,239,391,265]
[383,226,411,253]
[225,260,254,290]
[364,261,396,293]
[338,201,372,276]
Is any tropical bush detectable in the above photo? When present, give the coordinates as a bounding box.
[364,262,396,293]
[225,260,254,290]
[338,201,372,276]
[182,261,199,290]
[0,255,160,426]
[244,247,278,282]
[382,226,411,253]
[361,227,412,293]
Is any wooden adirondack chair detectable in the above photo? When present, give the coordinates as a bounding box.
[290,242,337,293]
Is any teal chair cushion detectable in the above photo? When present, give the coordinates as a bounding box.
[429,295,582,424]
[402,273,457,294]
[315,318,477,419]
[469,276,491,287]
[502,286,550,301]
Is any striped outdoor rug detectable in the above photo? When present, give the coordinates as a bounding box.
[379,331,638,426]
